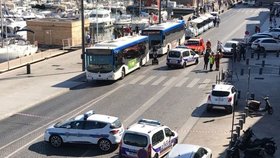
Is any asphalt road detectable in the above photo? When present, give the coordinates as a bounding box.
[0,5,269,158]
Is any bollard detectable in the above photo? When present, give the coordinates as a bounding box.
[277,51,279,57]
[238,90,241,99]
[244,107,249,117]
[251,52,254,58]
[279,66,280,75]
[241,113,246,123]
[240,69,244,76]
[257,52,260,60]
[246,58,249,65]
[26,64,31,74]
[262,60,265,67]
[259,68,263,75]
[216,75,218,84]
[239,119,244,130]
[233,133,238,143]
[263,51,266,58]
[236,126,241,137]
[222,72,225,80]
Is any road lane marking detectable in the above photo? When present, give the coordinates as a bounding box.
[129,75,145,84]
[177,98,207,143]
[151,76,167,86]
[139,75,156,85]
[174,77,189,87]
[187,78,200,88]
[198,79,211,89]
[124,65,197,127]
[0,84,125,157]
[163,77,177,87]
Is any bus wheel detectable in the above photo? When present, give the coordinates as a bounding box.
[121,68,125,80]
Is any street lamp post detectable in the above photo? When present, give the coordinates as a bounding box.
[81,0,85,71]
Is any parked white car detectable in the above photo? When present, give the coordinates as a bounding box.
[221,40,239,57]
[265,28,280,39]
[207,83,238,114]
[167,144,212,158]
[251,38,280,52]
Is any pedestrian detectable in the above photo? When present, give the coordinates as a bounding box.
[135,25,139,34]
[217,40,222,52]
[273,18,277,28]
[215,51,223,71]
[239,44,246,61]
[209,52,215,71]
[232,43,237,63]
[213,17,217,27]
[204,50,210,70]
[206,39,212,49]
[216,16,220,27]
[255,25,260,33]
[212,2,215,12]
[86,33,91,46]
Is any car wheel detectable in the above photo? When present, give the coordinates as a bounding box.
[206,105,212,112]
[98,138,112,152]
[182,62,186,68]
[195,58,199,64]
[49,135,63,148]
[260,47,265,52]
[153,153,159,158]
[226,106,233,114]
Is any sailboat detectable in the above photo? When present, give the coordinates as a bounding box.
[0,1,38,63]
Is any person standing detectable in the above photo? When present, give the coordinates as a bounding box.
[204,50,210,70]
[217,40,222,52]
[213,17,217,27]
[216,16,220,27]
[215,51,223,71]
[135,25,139,34]
[209,52,215,71]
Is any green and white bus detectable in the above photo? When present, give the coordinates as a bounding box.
[85,35,150,81]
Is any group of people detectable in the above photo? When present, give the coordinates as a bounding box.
[203,40,223,71]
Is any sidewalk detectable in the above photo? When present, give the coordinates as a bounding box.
[0,49,84,121]
[183,14,280,158]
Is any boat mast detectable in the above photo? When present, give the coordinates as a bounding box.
[0,0,3,47]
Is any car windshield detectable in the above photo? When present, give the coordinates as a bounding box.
[224,42,235,47]
[212,91,230,97]
[252,39,260,43]
[110,119,122,129]
[168,51,181,58]
[54,117,75,128]
[186,40,199,46]
[123,133,148,147]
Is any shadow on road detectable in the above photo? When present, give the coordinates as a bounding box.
[28,141,119,157]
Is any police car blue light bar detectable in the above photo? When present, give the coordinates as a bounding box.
[83,110,95,120]
[138,118,161,125]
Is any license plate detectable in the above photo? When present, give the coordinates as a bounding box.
[171,60,178,63]
[215,98,223,101]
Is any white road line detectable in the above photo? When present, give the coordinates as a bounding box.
[174,77,189,87]
[124,64,198,126]
[151,76,167,86]
[1,84,125,157]
[187,78,200,88]
[129,75,145,84]
[198,79,211,89]
[163,77,177,87]
[177,98,207,143]
[139,75,156,85]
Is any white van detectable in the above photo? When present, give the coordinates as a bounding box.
[166,48,199,68]
[119,119,178,158]
[189,18,204,36]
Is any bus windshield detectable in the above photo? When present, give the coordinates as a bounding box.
[86,49,114,73]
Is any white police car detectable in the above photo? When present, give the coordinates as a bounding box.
[44,110,124,152]
[119,119,178,158]
[166,48,199,68]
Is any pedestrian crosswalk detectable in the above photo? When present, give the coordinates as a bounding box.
[126,75,213,88]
